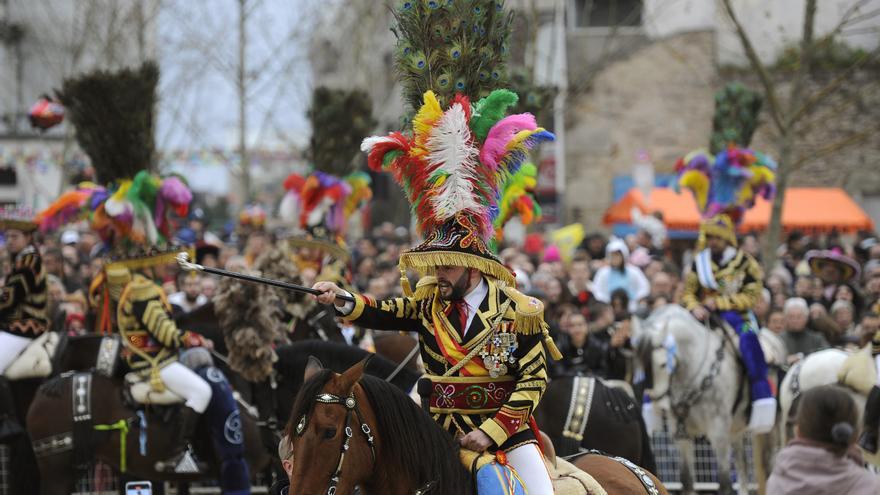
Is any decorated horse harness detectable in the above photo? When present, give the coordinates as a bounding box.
[294,387,436,495]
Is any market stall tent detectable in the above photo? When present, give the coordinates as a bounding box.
[603,187,875,235]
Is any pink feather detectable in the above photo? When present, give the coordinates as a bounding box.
[480,114,538,169]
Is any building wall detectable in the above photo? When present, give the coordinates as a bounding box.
[563,30,717,229]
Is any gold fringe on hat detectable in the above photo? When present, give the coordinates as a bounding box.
[400,250,516,287]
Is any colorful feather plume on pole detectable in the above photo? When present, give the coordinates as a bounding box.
[494,161,541,240]
[37,172,192,246]
[675,146,777,225]
[280,171,360,236]
[362,89,553,240]
[676,82,774,225]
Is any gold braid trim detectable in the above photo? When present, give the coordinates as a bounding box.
[117,275,175,393]
[399,250,515,286]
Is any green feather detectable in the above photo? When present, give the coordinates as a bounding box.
[470,89,519,141]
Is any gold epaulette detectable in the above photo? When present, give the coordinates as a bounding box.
[122,274,164,302]
[413,276,438,301]
[500,284,562,360]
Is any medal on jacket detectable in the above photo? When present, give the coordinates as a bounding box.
[480,332,518,378]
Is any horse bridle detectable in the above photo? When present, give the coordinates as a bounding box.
[647,325,726,435]
[295,388,437,495]
[295,390,376,495]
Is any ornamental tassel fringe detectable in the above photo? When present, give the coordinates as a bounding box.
[149,365,165,393]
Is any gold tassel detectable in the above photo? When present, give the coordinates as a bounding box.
[149,365,165,393]
[399,266,414,297]
[544,332,563,361]
[413,276,438,301]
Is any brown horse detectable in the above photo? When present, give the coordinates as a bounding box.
[570,452,669,495]
[26,371,271,495]
[288,360,665,495]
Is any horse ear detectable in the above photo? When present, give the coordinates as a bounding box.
[338,356,372,392]
[304,355,325,383]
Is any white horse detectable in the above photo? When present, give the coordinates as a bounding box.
[777,348,880,466]
[635,305,770,495]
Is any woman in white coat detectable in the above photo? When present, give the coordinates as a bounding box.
[592,238,650,314]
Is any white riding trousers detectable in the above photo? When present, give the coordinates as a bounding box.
[506,443,553,494]
[875,355,880,383]
[159,361,212,413]
[0,331,32,374]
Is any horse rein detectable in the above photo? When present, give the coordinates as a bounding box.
[295,386,438,495]
[647,323,726,432]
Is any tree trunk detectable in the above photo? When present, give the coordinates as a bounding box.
[762,128,794,268]
[237,0,251,205]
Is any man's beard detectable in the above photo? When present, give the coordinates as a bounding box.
[185,293,199,303]
[439,271,470,301]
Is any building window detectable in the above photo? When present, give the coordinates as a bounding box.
[573,0,642,28]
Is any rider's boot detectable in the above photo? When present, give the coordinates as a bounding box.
[738,329,777,434]
[155,406,208,473]
[0,377,24,443]
[858,385,880,454]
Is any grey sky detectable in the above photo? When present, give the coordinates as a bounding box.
[155,0,328,151]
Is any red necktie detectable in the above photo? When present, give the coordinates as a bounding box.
[446,300,469,333]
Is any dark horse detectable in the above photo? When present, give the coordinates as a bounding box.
[288,360,665,495]
[534,375,657,474]
[27,371,272,495]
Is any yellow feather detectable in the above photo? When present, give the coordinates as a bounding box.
[412,91,443,154]
[679,170,709,210]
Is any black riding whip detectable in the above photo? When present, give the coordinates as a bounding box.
[175,252,355,303]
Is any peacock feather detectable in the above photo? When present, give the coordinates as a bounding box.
[709,82,763,155]
[392,0,513,112]
[58,62,159,185]
[308,87,377,176]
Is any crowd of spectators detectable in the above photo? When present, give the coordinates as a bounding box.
[6,215,880,386]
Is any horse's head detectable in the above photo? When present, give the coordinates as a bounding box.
[287,357,376,495]
[635,315,678,401]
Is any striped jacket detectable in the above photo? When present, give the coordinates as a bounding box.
[341,276,549,450]
[0,245,48,337]
[682,248,763,315]
[117,274,195,372]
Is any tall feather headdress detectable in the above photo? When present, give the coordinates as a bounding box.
[675,83,776,247]
[37,63,191,251]
[362,1,553,285]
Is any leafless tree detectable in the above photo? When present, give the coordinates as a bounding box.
[722,0,880,267]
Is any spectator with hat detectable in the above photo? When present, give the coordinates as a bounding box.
[592,238,650,314]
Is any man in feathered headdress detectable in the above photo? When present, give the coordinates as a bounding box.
[682,215,775,434]
[312,2,559,491]
[47,63,238,477]
[678,83,778,434]
[0,207,48,441]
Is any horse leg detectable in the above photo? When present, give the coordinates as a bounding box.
[707,432,733,495]
[731,436,750,495]
[675,437,697,495]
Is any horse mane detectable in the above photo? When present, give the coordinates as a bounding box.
[275,340,420,390]
[286,370,473,494]
[358,374,472,494]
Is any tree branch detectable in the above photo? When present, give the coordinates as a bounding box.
[790,46,880,123]
[721,0,786,133]
[785,0,817,124]
[791,128,875,169]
